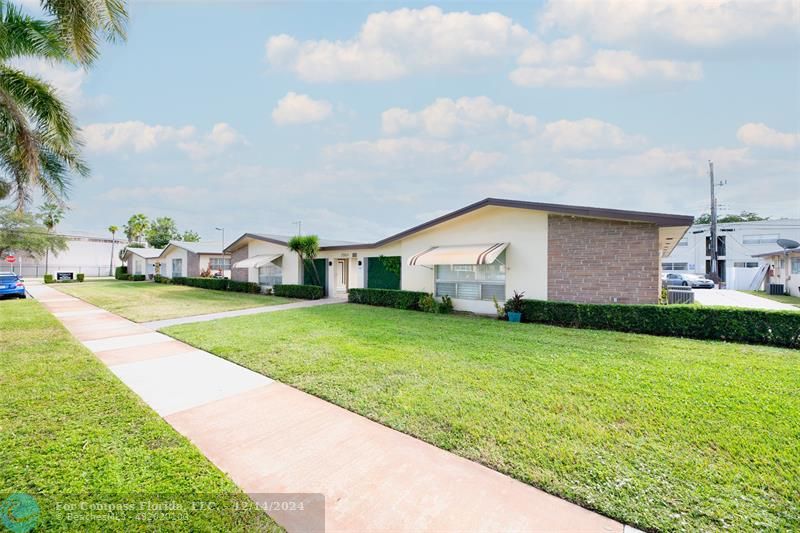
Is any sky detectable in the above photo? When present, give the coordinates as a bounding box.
[14,0,800,242]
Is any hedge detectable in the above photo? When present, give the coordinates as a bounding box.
[273,284,324,300]
[117,273,130,281]
[170,276,260,294]
[348,288,428,310]
[76,273,84,282]
[131,274,146,282]
[43,274,54,284]
[514,299,800,348]
[114,266,127,280]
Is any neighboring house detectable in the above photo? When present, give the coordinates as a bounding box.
[664,218,800,289]
[122,247,163,276]
[10,230,128,278]
[158,241,230,278]
[226,198,692,312]
[751,248,800,297]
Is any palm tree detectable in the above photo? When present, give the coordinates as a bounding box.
[107,224,117,276]
[0,0,127,210]
[37,200,63,275]
[288,235,321,286]
[123,213,148,244]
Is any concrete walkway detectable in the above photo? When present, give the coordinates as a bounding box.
[693,289,799,311]
[29,284,626,533]
[141,297,347,330]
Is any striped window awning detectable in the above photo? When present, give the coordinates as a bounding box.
[232,254,281,269]
[408,243,508,266]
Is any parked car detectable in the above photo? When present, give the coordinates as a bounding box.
[0,271,26,299]
[662,273,715,289]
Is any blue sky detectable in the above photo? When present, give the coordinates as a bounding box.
[17,1,800,242]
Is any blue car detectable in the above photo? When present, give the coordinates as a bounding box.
[0,272,26,299]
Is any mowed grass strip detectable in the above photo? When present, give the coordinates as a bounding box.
[54,280,294,322]
[0,299,281,532]
[165,303,800,532]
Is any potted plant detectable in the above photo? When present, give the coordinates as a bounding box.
[504,290,525,323]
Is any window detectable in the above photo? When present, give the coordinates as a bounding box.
[743,234,779,245]
[258,263,282,286]
[209,257,231,270]
[171,258,183,277]
[434,252,506,301]
[661,262,688,271]
[792,258,800,275]
[733,262,759,268]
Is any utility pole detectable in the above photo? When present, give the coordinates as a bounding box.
[293,221,302,236]
[709,160,718,278]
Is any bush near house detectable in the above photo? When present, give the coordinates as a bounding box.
[154,274,171,284]
[43,274,54,284]
[130,274,146,282]
[227,280,261,294]
[76,273,84,282]
[170,276,261,294]
[273,284,323,300]
[348,288,429,310]
[513,299,800,348]
[117,273,130,280]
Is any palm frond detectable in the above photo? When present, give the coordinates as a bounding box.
[0,0,67,61]
[41,0,128,65]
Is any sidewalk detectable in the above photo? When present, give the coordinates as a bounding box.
[29,284,626,532]
[693,289,799,311]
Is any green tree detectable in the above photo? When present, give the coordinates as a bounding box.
[107,224,118,276]
[695,211,769,224]
[37,200,63,274]
[145,216,179,248]
[181,229,200,242]
[0,207,66,259]
[0,0,127,210]
[123,213,148,244]
[288,234,321,286]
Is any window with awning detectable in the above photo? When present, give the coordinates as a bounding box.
[408,243,508,266]
[232,254,281,269]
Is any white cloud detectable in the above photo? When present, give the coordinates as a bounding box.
[9,58,88,106]
[324,137,466,164]
[102,185,207,202]
[473,171,564,196]
[265,6,531,82]
[83,121,196,153]
[538,0,799,47]
[737,123,799,150]
[510,49,702,88]
[382,96,537,137]
[272,92,333,125]
[178,123,246,159]
[462,151,506,174]
[536,118,646,152]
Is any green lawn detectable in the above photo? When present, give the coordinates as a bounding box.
[0,299,281,531]
[742,290,800,308]
[165,304,800,532]
[54,280,295,322]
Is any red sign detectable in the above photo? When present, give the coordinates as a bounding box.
[5,255,15,263]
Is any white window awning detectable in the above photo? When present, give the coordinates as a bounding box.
[408,243,508,266]
[232,254,281,269]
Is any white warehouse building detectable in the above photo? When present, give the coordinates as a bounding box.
[664,219,800,290]
[8,230,127,278]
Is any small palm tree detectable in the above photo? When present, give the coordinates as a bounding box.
[288,235,321,287]
[108,224,118,276]
[37,201,64,275]
[123,213,149,244]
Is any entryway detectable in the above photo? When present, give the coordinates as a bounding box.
[335,258,349,295]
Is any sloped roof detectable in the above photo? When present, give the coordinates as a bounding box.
[123,247,163,259]
[165,241,224,254]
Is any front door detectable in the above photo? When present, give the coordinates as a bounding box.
[172,258,183,277]
[336,259,349,293]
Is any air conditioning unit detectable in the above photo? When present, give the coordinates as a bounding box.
[769,283,785,295]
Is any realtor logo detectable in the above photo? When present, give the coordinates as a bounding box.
[0,493,39,533]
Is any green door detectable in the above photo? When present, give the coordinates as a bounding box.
[304,258,327,296]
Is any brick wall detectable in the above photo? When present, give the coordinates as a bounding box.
[230,246,248,282]
[548,215,660,304]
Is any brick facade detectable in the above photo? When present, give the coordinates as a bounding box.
[230,246,249,282]
[547,215,660,304]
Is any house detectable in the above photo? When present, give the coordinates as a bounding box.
[664,218,800,289]
[751,248,800,296]
[226,198,692,312]
[121,247,163,277]
[158,241,230,278]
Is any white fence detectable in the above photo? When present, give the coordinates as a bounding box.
[5,264,113,278]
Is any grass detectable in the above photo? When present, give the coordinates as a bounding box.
[0,299,281,531]
[164,304,800,532]
[53,280,295,322]
[742,290,800,308]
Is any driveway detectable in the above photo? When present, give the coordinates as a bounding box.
[693,289,799,311]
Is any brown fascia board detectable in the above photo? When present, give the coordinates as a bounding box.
[223,233,290,254]
[319,198,695,251]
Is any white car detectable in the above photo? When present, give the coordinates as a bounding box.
[663,273,715,289]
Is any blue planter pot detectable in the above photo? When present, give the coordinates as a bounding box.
[507,311,522,323]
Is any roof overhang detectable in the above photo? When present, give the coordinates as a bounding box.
[224,233,289,254]
[232,254,282,269]
[659,225,692,256]
[408,243,508,266]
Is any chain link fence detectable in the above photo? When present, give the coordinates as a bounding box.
[5,265,114,278]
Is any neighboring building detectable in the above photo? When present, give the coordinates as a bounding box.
[226,198,692,312]
[158,241,230,278]
[664,219,800,289]
[751,249,800,297]
[9,230,127,278]
[122,247,163,277]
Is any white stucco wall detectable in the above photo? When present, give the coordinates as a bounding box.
[160,247,188,278]
[246,240,301,285]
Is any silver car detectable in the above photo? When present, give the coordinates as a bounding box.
[663,273,715,289]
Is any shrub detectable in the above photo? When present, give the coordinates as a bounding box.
[114,266,128,280]
[43,274,54,284]
[438,295,454,314]
[514,299,800,348]
[170,276,260,294]
[131,274,146,282]
[419,294,438,313]
[118,273,130,281]
[273,284,324,300]
[77,273,85,282]
[348,288,428,310]
[154,275,171,284]
[227,280,261,294]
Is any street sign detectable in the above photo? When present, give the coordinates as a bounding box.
[5,255,15,263]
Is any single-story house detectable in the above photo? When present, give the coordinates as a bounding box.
[158,241,230,278]
[226,198,692,312]
[752,248,800,296]
[122,247,163,276]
